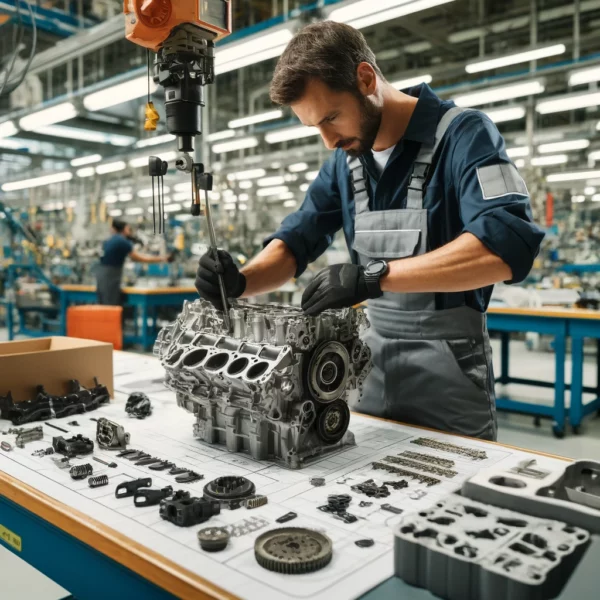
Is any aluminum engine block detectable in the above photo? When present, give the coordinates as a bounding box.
[154,299,372,469]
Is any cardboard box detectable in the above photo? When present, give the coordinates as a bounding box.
[0,337,113,402]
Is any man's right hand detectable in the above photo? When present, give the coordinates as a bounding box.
[195,250,246,310]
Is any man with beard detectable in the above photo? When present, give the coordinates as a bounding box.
[195,21,544,441]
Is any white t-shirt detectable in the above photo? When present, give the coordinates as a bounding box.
[371,145,395,176]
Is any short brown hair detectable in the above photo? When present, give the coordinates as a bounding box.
[270,21,383,106]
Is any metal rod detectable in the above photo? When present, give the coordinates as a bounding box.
[45,422,69,433]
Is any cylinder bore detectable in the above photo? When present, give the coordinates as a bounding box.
[246,361,270,381]
[182,348,208,367]
[166,348,184,365]
[227,357,250,377]
[204,352,230,372]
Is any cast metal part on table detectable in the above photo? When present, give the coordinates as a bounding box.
[351,479,390,498]
[394,493,590,600]
[310,477,326,487]
[51,456,70,469]
[383,455,458,478]
[385,480,409,490]
[0,379,109,426]
[88,475,109,488]
[359,501,373,508]
[318,494,357,523]
[372,462,441,487]
[15,426,44,448]
[159,494,221,526]
[52,434,94,457]
[246,495,268,509]
[509,459,551,480]
[70,463,93,480]
[276,511,298,524]
[135,456,163,466]
[410,437,488,461]
[355,539,375,548]
[115,478,152,499]
[134,486,173,507]
[203,476,256,509]
[254,528,333,574]
[381,504,403,514]
[96,418,130,450]
[92,456,117,468]
[400,450,456,469]
[117,448,139,458]
[175,471,204,484]
[125,392,153,419]
[409,489,427,500]
[154,299,371,469]
[197,527,230,552]
[149,460,175,471]
[1,441,13,451]
[67,421,79,426]
[32,447,54,457]
[227,516,269,538]
[125,451,150,461]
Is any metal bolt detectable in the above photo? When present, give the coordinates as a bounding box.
[93,456,117,468]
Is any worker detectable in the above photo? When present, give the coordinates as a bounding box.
[195,22,545,441]
[96,219,171,305]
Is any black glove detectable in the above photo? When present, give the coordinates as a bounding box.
[195,250,246,310]
[301,263,381,316]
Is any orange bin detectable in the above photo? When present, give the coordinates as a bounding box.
[66,305,123,350]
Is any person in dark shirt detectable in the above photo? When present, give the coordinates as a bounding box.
[194,22,545,441]
[96,219,170,305]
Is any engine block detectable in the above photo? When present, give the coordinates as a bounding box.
[154,299,371,469]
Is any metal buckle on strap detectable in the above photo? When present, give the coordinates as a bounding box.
[408,162,430,191]
[352,180,367,194]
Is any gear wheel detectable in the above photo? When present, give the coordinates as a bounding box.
[316,400,350,444]
[197,527,230,552]
[254,527,333,574]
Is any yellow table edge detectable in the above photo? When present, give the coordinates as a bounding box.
[488,306,600,320]
[60,284,197,295]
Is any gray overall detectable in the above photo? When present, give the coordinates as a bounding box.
[96,265,124,306]
[349,107,497,441]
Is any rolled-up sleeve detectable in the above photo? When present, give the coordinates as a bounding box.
[450,112,545,284]
[263,152,344,277]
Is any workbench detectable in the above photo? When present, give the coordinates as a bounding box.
[0,351,576,600]
[58,284,198,351]
[487,307,600,437]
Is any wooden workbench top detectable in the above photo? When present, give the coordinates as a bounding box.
[488,306,600,320]
[60,284,197,295]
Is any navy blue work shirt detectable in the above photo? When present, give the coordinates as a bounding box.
[264,84,545,312]
[100,234,134,268]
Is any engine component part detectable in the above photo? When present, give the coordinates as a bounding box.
[135,456,163,466]
[67,421,79,426]
[227,517,269,538]
[333,512,358,524]
[197,527,230,552]
[409,489,428,500]
[115,478,152,499]
[203,476,256,509]
[16,426,44,448]
[96,418,130,450]
[410,437,488,461]
[351,479,390,498]
[53,434,94,457]
[246,495,268,509]
[125,451,150,461]
[327,494,352,511]
[1,441,13,451]
[385,480,409,490]
[359,501,373,508]
[154,300,371,469]
[159,495,220,527]
[355,539,375,548]
[169,466,188,475]
[51,456,70,469]
[125,392,153,419]
[32,447,54,457]
[117,449,138,458]
[0,379,109,426]
[372,462,441,487]
[254,528,333,574]
[381,504,403,515]
[134,486,174,507]
[400,450,456,468]
[276,512,298,524]
[149,461,175,471]
[175,471,204,484]
[509,459,551,480]
[70,463,93,480]
[92,456,117,468]
[44,422,69,433]
[383,455,458,478]
[310,477,326,487]
[88,475,109,488]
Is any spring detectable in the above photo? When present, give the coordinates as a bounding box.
[70,463,93,480]
[88,474,109,488]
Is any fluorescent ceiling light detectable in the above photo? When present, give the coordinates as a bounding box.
[108,209,123,217]
[390,74,432,89]
[19,102,77,131]
[138,186,170,198]
[129,151,177,168]
[466,44,565,74]
[288,162,309,173]
[227,168,266,181]
[305,170,320,180]
[257,185,289,197]
[0,121,17,139]
[71,154,102,167]
[569,66,600,86]
[537,90,600,114]
[174,182,190,192]
[135,134,176,148]
[258,175,286,187]
[2,171,73,191]
[284,173,298,182]
[454,80,545,107]
[84,76,156,111]
[118,193,133,202]
[483,105,526,123]
[584,187,597,195]
[593,194,600,202]
[67,200,77,208]
[531,154,568,166]
[223,189,235,198]
[589,150,600,162]
[279,192,295,200]
[547,170,600,182]
[514,158,526,169]
[224,202,237,211]
[216,28,294,74]
[207,130,235,142]
[173,192,189,202]
[125,207,144,216]
[538,139,590,153]
[164,203,180,213]
[330,0,456,29]
[597,122,600,132]
[76,167,95,178]
[36,125,135,146]
[271,162,282,169]
[506,146,529,158]
[300,183,310,192]
[283,200,298,208]
[212,136,258,154]
[239,180,253,189]
[239,193,249,201]
[239,203,248,211]
[265,126,320,144]
[104,194,118,204]
[96,161,126,174]
[228,110,283,129]
[571,195,586,203]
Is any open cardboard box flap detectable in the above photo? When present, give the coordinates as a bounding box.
[0,337,113,402]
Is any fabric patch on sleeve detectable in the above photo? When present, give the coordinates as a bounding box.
[476,163,529,200]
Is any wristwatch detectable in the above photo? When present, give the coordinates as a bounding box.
[364,260,388,297]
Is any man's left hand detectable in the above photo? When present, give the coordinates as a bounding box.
[301,264,381,315]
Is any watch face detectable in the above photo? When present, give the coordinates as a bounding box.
[366,260,386,276]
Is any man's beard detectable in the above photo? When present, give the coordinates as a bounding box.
[338,95,382,158]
